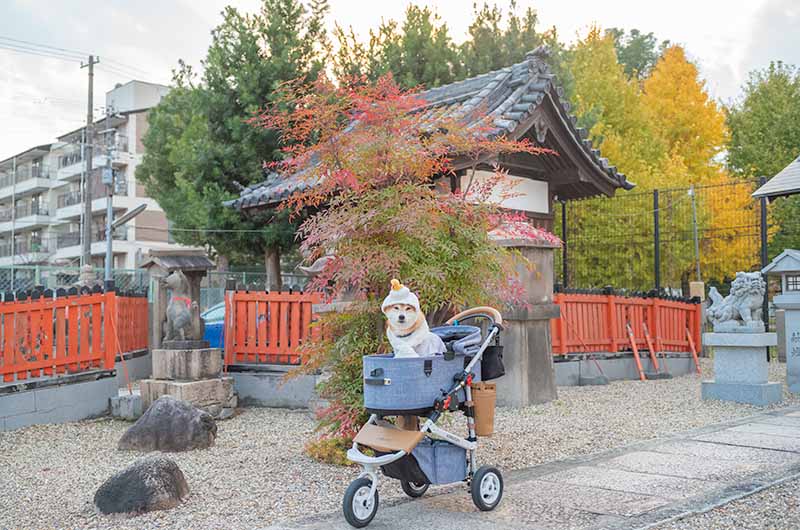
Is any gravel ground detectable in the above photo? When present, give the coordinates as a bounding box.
[1,358,798,530]
[656,476,800,529]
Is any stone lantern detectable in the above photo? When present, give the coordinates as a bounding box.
[763,249,800,393]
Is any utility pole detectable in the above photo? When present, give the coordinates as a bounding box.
[81,55,100,267]
[10,156,16,291]
[102,107,115,291]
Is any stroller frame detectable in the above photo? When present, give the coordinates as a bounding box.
[344,307,504,527]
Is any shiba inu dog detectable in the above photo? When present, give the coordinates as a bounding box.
[382,279,445,357]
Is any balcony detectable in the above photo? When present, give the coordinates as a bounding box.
[56,232,81,249]
[56,154,108,182]
[55,228,126,251]
[57,190,82,208]
[0,238,50,264]
[14,202,49,219]
[0,203,51,234]
[55,140,133,182]
[55,182,131,222]
[0,165,53,200]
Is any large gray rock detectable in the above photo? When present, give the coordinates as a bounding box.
[94,456,189,515]
[118,396,217,452]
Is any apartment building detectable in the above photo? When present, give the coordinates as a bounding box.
[0,80,190,270]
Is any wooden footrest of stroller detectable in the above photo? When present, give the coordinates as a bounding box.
[354,423,425,454]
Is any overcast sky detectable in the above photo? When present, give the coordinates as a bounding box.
[0,0,797,161]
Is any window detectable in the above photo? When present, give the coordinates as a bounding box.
[787,275,800,292]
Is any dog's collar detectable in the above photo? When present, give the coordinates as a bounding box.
[394,329,416,339]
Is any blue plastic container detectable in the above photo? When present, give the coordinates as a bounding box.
[362,353,481,414]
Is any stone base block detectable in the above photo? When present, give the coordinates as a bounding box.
[232,371,319,409]
[139,377,236,418]
[110,391,143,420]
[702,380,783,406]
[151,348,223,380]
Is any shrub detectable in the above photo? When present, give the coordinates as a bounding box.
[255,74,557,461]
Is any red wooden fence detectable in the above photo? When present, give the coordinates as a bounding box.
[223,290,321,366]
[550,292,702,355]
[0,290,148,383]
[115,295,149,355]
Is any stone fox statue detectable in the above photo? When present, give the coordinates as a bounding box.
[163,270,204,342]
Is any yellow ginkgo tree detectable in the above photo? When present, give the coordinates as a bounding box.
[560,32,767,291]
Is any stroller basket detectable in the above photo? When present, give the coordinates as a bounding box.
[379,439,467,485]
[363,353,481,414]
[363,325,483,414]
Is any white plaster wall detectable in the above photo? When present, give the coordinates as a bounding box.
[460,170,549,214]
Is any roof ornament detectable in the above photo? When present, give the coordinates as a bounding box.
[533,118,548,144]
[525,46,551,74]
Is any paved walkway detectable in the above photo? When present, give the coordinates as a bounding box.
[265,407,800,530]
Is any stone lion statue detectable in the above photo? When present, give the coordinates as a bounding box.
[706,271,765,330]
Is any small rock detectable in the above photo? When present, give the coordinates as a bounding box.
[110,392,143,421]
[94,455,189,515]
[118,396,217,452]
[218,407,235,420]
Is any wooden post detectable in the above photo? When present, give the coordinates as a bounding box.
[103,291,117,370]
[607,291,618,352]
[556,293,567,354]
[223,280,236,371]
[642,321,661,372]
[626,322,647,381]
[686,325,701,374]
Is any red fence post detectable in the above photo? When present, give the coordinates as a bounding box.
[223,288,235,370]
[104,291,117,370]
[555,292,567,354]
[607,292,618,352]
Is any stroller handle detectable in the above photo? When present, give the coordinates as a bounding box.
[446,306,503,329]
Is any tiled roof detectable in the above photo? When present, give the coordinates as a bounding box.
[227,46,632,210]
[753,155,800,199]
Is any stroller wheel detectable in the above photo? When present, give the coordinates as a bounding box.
[343,477,379,528]
[401,480,429,498]
[470,466,503,511]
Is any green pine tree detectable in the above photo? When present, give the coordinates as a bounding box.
[137,0,328,286]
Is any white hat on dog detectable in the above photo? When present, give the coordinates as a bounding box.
[381,279,420,312]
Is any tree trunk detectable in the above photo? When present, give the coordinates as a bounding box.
[265,246,282,291]
[216,254,229,272]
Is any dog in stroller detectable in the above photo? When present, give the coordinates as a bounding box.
[342,283,506,527]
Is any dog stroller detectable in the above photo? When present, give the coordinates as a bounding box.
[343,307,506,528]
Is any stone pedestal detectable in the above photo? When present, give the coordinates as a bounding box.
[701,332,781,406]
[140,347,236,419]
[152,348,223,380]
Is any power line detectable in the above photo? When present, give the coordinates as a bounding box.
[0,36,87,59]
[0,43,82,63]
[0,35,156,80]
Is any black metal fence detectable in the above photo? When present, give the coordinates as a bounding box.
[555,178,770,295]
